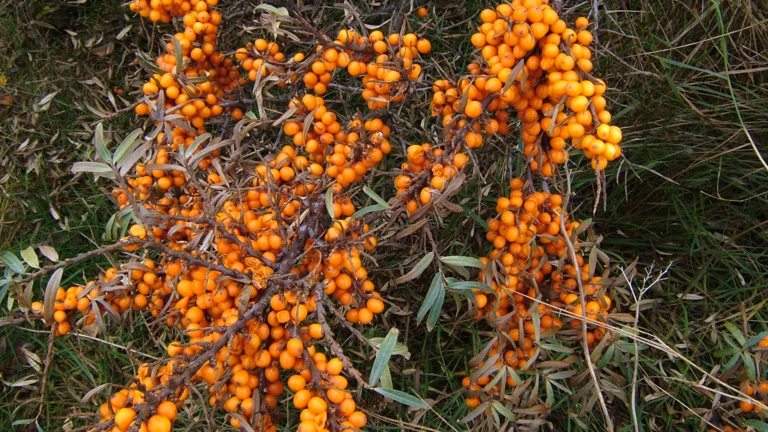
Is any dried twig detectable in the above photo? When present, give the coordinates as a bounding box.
[558,160,614,432]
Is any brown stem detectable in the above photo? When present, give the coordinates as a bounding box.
[153,212,276,269]
[314,284,371,388]
[557,161,614,432]
[140,240,250,282]
[75,279,280,432]
[23,238,144,282]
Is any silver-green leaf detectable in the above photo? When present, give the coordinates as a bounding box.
[362,186,390,209]
[369,328,398,387]
[427,283,445,331]
[325,188,335,219]
[417,273,444,324]
[1,252,25,274]
[447,281,494,293]
[43,268,63,323]
[440,255,484,269]
[113,128,144,166]
[395,252,434,285]
[372,387,429,409]
[20,247,39,269]
[351,204,387,220]
[72,162,113,174]
[38,246,58,262]
[93,123,111,163]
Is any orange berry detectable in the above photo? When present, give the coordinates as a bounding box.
[286,338,304,357]
[326,358,343,376]
[464,100,482,118]
[307,397,327,415]
[147,415,171,432]
[114,408,137,431]
[287,375,307,392]
[348,411,367,428]
[740,400,755,412]
[293,389,311,409]
[156,401,177,421]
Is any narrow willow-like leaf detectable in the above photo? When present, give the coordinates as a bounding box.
[372,388,428,409]
[744,420,768,432]
[491,401,517,422]
[744,330,768,349]
[113,128,144,166]
[351,204,387,220]
[72,162,113,174]
[369,328,399,386]
[362,186,390,209]
[325,188,335,219]
[724,322,746,346]
[440,255,484,268]
[417,273,444,323]
[395,252,434,284]
[426,281,445,331]
[172,37,183,76]
[43,268,64,323]
[447,281,494,293]
[93,123,111,163]
[1,252,25,274]
[182,133,211,159]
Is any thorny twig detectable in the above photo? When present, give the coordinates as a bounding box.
[314,283,372,389]
[22,238,144,282]
[78,281,285,432]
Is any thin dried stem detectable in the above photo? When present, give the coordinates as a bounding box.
[558,160,614,432]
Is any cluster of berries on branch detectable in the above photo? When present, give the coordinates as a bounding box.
[461,179,613,408]
[29,2,433,432]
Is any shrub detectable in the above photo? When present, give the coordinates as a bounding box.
[4,0,636,430]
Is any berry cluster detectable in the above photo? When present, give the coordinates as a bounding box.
[28,3,430,432]
[462,179,613,408]
[397,0,626,217]
[129,0,241,199]
[737,380,768,414]
[235,39,290,84]
[282,95,393,188]
[18,1,637,430]
[129,0,218,22]
[394,143,468,213]
[133,0,239,131]
[448,0,623,175]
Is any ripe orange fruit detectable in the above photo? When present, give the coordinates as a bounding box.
[286,338,304,357]
[156,400,177,421]
[464,100,483,118]
[348,411,367,428]
[287,375,307,392]
[147,415,171,432]
[307,397,327,415]
[326,358,343,375]
[114,407,137,431]
[293,389,311,409]
[740,400,755,412]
